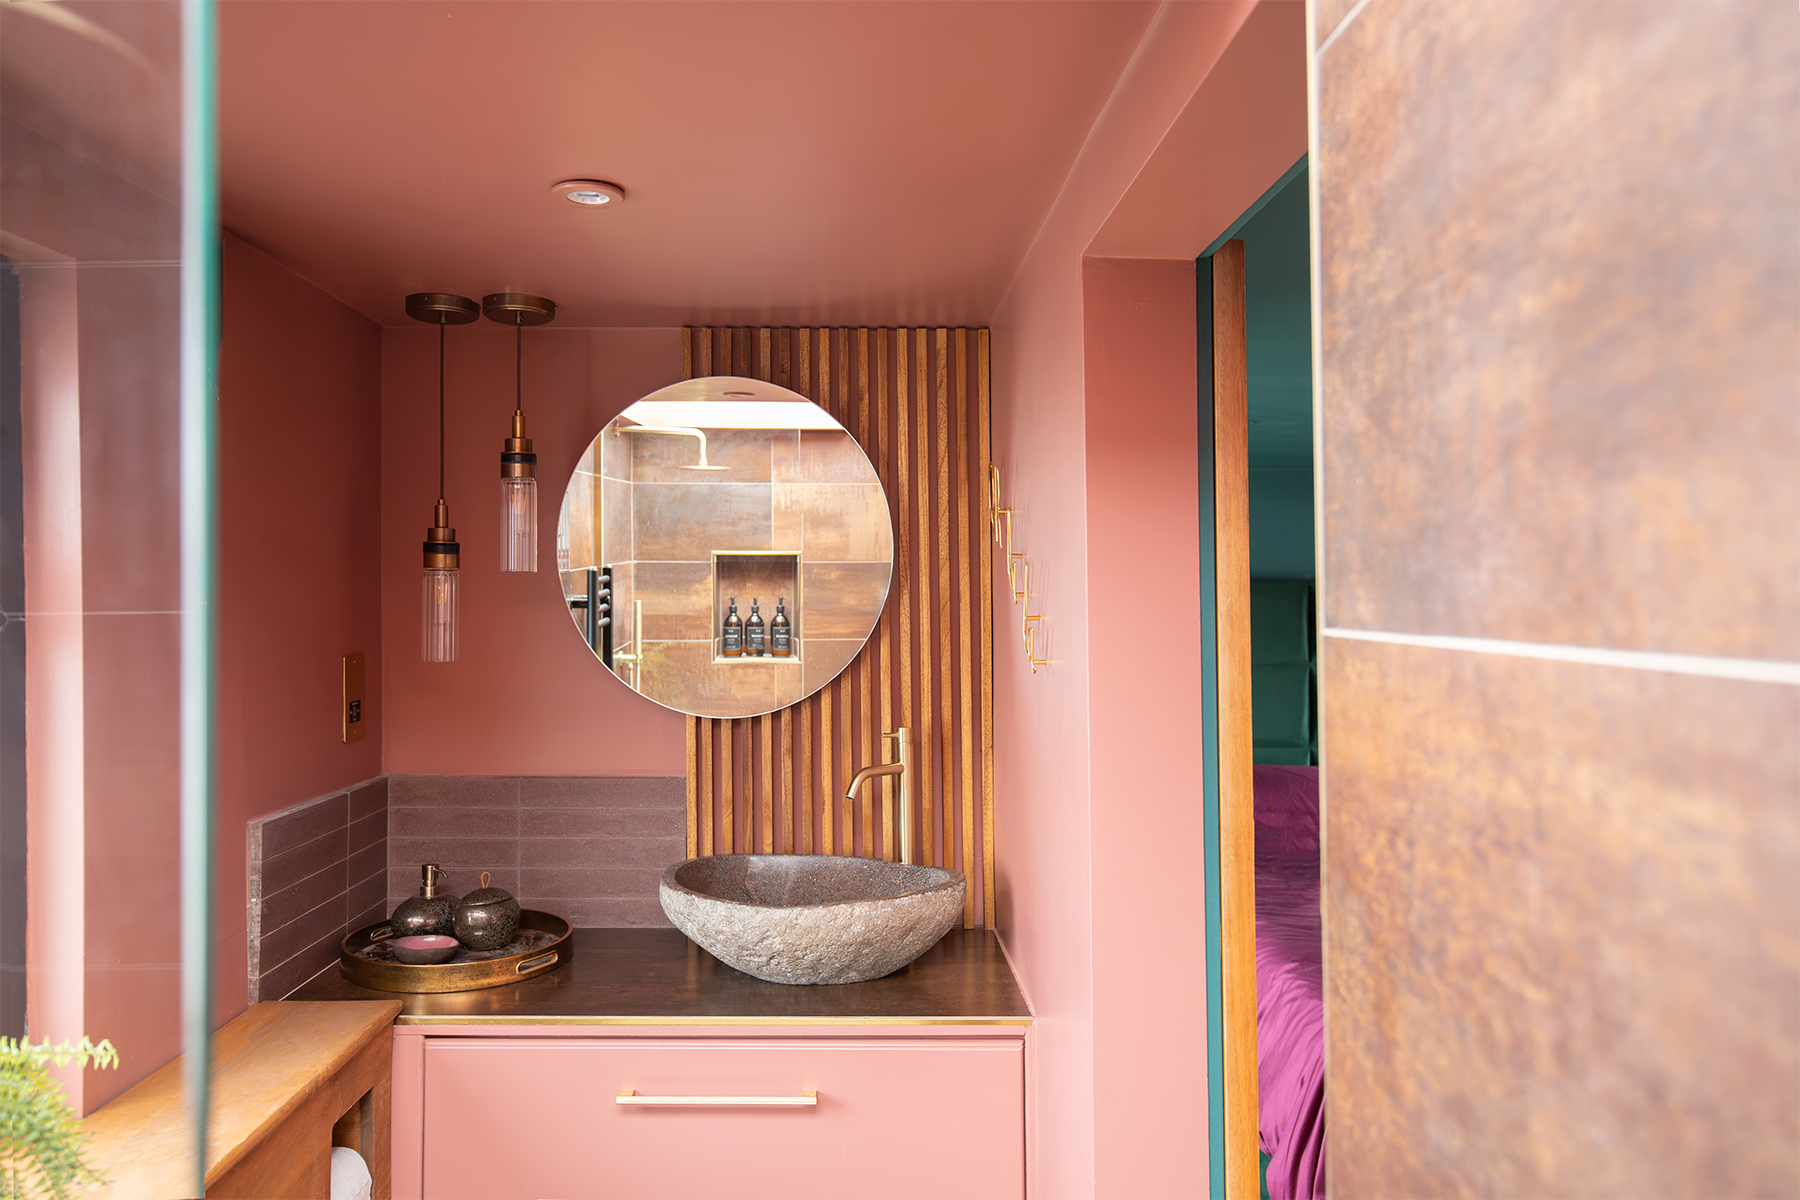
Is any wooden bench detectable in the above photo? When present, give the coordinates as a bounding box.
[81,1000,401,1199]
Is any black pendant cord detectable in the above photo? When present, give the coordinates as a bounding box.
[437,319,447,504]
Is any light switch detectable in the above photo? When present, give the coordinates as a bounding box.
[343,652,366,744]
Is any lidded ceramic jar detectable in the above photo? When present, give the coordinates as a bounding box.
[390,863,456,938]
[454,872,521,950]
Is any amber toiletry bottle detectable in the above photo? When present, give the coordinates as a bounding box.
[771,596,792,657]
[391,863,456,938]
[747,597,766,656]
[722,596,743,657]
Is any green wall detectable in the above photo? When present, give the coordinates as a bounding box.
[1238,163,1315,580]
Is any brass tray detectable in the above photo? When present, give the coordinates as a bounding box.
[338,909,572,994]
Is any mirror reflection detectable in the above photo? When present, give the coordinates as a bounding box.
[559,377,894,719]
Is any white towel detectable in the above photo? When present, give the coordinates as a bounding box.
[330,1146,373,1200]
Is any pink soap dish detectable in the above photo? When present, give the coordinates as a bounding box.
[390,935,458,965]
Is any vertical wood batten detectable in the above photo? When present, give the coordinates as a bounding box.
[934,329,953,872]
[685,717,698,860]
[913,330,936,867]
[955,329,976,928]
[977,330,995,927]
[895,329,916,865]
[856,329,874,855]
[876,328,895,861]
[1211,245,1259,1194]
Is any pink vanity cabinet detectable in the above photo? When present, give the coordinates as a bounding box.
[391,1023,1026,1200]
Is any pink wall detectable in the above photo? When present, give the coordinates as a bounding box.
[1081,257,1204,1196]
[215,234,385,1023]
[379,325,685,776]
[986,2,1305,1193]
[4,114,184,1114]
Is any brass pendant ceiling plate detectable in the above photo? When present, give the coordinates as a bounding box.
[482,293,557,326]
[404,293,480,324]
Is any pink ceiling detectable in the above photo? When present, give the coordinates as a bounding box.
[220,1,1157,329]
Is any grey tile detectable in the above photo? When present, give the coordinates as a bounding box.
[348,900,387,934]
[519,896,671,928]
[256,930,343,1002]
[519,807,684,839]
[260,892,348,971]
[261,827,350,898]
[347,776,389,823]
[519,867,665,898]
[521,837,686,869]
[348,839,387,888]
[259,860,347,934]
[257,792,348,858]
[390,806,519,839]
[525,773,687,813]
[388,775,521,809]
[388,862,518,904]
[348,808,388,853]
[346,872,386,924]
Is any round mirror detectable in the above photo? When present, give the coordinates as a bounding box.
[558,377,894,719]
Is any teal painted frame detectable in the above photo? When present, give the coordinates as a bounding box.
[1200,153,1311,1196]
[1196,253,1225,1199]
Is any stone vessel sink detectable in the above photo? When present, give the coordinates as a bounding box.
[659,855,965,985]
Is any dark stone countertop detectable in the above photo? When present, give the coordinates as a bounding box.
[288,927,1032,1025]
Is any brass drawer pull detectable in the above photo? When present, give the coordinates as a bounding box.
[616,1088,818,1107]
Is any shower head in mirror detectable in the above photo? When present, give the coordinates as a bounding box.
[620,424,730,470]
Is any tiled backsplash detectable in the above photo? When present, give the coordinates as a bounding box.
[247,774,685,1002]
[386,775,684,930]
[248,777,388,1003]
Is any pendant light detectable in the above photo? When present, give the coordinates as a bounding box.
[482,293,555,572]
[406,293,479,661]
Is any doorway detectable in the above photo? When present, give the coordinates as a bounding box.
[1200,156,1321,1200]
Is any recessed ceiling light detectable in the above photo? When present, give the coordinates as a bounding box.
[551,179,625,207]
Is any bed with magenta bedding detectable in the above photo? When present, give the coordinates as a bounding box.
[1255,764,1325,1200]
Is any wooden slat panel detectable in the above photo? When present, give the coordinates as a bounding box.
[954,329,976,928]
[977,329,995,926]
[675,325,992,920]
[1211,243,1259,1199]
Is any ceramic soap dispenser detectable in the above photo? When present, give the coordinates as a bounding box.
[390,863,456,938]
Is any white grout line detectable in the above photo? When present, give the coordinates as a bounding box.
[1316,0,1374,56]
[1322,626,1800,686]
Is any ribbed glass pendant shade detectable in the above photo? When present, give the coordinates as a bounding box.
[422,567,460,662]
[500,475,537,572]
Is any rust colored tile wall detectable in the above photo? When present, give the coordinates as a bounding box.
[1317,3,1800,1196]
[1318,0,1799,660]
[1324,639,1799,1197]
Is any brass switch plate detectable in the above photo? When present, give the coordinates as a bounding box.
[343,652,366,743]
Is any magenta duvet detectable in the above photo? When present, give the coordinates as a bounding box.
[1255,765,1325,1200]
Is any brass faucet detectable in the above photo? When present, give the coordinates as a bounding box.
[844,727,913,865]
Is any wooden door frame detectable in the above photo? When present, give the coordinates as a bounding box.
[1200,239,1259,1199]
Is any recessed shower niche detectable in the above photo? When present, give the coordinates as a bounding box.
[558,377,894,720]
